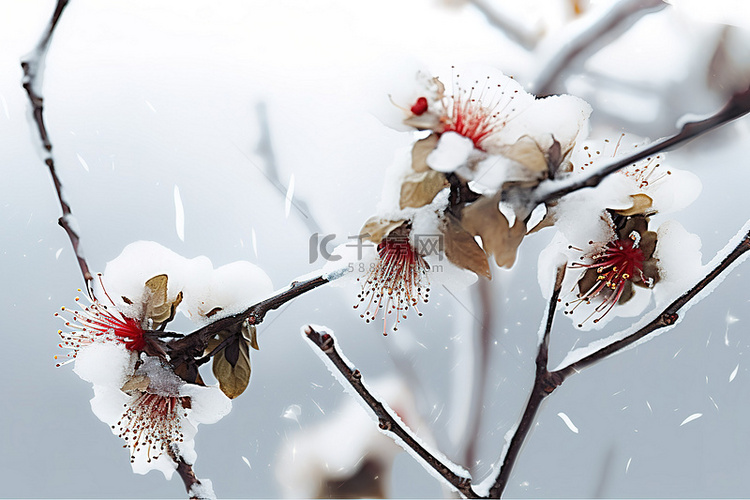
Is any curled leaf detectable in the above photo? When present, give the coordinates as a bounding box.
[242,320,259,351]
[143,275,183,330]
[399,170,448,209]
[615,193,653,217]
[441,213,491,279]
[527,203,557,234]
[205,306,223,318]
[461,193,526,269]
[173,360,204,386]
[360,217,406,244]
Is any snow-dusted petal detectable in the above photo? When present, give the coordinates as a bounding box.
[653,220,704,304]
[647,168,702,215]
[181,383,233,426]
[486,94,592,154]
[371,62,444,132]
[88,384,132,428]
[74,342,134,387]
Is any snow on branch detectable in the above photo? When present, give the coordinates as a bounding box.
[302,325,481,499]
[21,0,95,297]
[531,84,750,206]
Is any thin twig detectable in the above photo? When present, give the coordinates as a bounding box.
[532,85,750,206]
[22,0,95,297]
[172,453,214,500]
[529,0,667,95]
[303,325,481,499]
[488,264,565,498]
[462,276,494,472]
[255,101,322,234]
[169,270,346,373]
[467,0,540,50]
[175,455,202,498]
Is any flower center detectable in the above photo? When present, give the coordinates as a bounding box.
[442,74,518,150]
[56,292,146,366]
[567,237,645,326]
[354,235,430,335]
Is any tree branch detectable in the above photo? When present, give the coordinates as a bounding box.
[175,455,202,499]
[302,325,481,499]
[532,85,750,206]
[255,101,322,235]
[467,0,540,50]
[168,269,347,373]
[171,452,215,500]
[22,0,95,297]
[462,276,494,472]
[529,0,667,96]
[488,264,565,498]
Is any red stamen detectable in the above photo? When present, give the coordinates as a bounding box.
[568,237,645,325]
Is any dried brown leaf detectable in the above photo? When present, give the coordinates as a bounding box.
[618,280,635,304]
[143,275,182,330]
[360,217,406,244]
[461,194,526,269]
[411,133,439,173]
[242,321,259,351]
[441,213,491,279]
[213,336,252,399]
[121,375,150,393]
[615,194,653,217]
[527,204,557,234]
[399,170,448,209]
[640,258,660,286]
[173,361,204,386]
[499,135,548,173]
[639,230,658,260]
[206,306,223,318]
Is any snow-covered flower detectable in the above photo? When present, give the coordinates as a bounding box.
[326,184,478,333]
[98,240,273,327]
[538,138,703,329]
[389,66,591,191]
[74,344,231,479]
[354,221,431,333]
[56,241,272,477]
[564,213,659,327]
[572,136,702,216]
